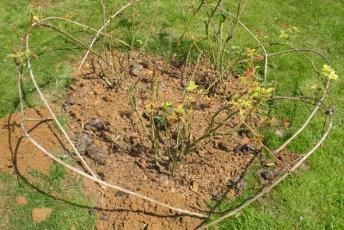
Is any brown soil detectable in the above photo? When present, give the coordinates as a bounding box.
[16,196,28,205]
[0,50,299,229]
[0,108,64,175]
[64,51,297,229]
[32,207,53,224]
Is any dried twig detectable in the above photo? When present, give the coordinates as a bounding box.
[216,6,269,81]
[25,133,207,218]
[13,2,335,228]
[24,33,102,187]
[273,81,329,154]
[79,2,136,70]
[198,111,333,229]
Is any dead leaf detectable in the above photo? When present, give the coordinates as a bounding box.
[244,67,255,77]
[265,160,275,167]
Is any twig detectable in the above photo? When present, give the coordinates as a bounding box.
[24,33,102,187]
[79,2,136,70]
[24,133,207,218]
[238,48,328,64]
[198,112,333,229]
[273,81,329,154]
[39,16,130,47]
[216,6,269,82]
[272,95,329,110]
[240,118,284,166]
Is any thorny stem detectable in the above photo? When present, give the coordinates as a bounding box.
[79,1,136,70]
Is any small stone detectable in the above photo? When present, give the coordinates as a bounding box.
[115,191,127,197]
[89,208,98,215]
[128,143,143,156]
[97,172,106,180]
[86,145,108,165]
[241,136,251,145]
[85,117,109,132]
[211,194,222,201]
[234,144,253,154]
[16,196,27,205]
[216,142,230,152]
[129,63,143,76]
[32,208,52,224]
[124,133,138,145]
[227,176,245,192]
[112,143,122,153]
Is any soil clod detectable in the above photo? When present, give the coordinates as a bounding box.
[259,169,277,181]
[85,117,109,132]
[86,145,108,165]
[16,196,27,205]
[75,132,93,155]
[32,208,52,224]
[234,144,257,154]
[227,176,246,193]
[130,63,144,76]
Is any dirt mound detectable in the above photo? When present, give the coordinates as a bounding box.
[0,50,298,229]
[65,51,281,229]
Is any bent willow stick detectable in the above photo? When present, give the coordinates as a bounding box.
[15,1,335,228]
[198,112,333,229]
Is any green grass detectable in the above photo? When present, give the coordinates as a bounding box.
[0,0,343,229]
[0,162,95,230]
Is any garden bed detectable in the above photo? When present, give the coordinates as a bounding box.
[63,51,296,229]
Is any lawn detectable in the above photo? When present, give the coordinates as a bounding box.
[0,0,343,229]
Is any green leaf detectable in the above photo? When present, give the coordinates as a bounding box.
[175,104,186,114]
[321,64,339,81]
[186,80,198,92]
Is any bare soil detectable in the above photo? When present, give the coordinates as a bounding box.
[65,51,296,229]
[31,207,53,224]
[0,51,298,230]
[0,109,59,175]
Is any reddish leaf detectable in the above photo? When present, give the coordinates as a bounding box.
[244,67,255,77]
